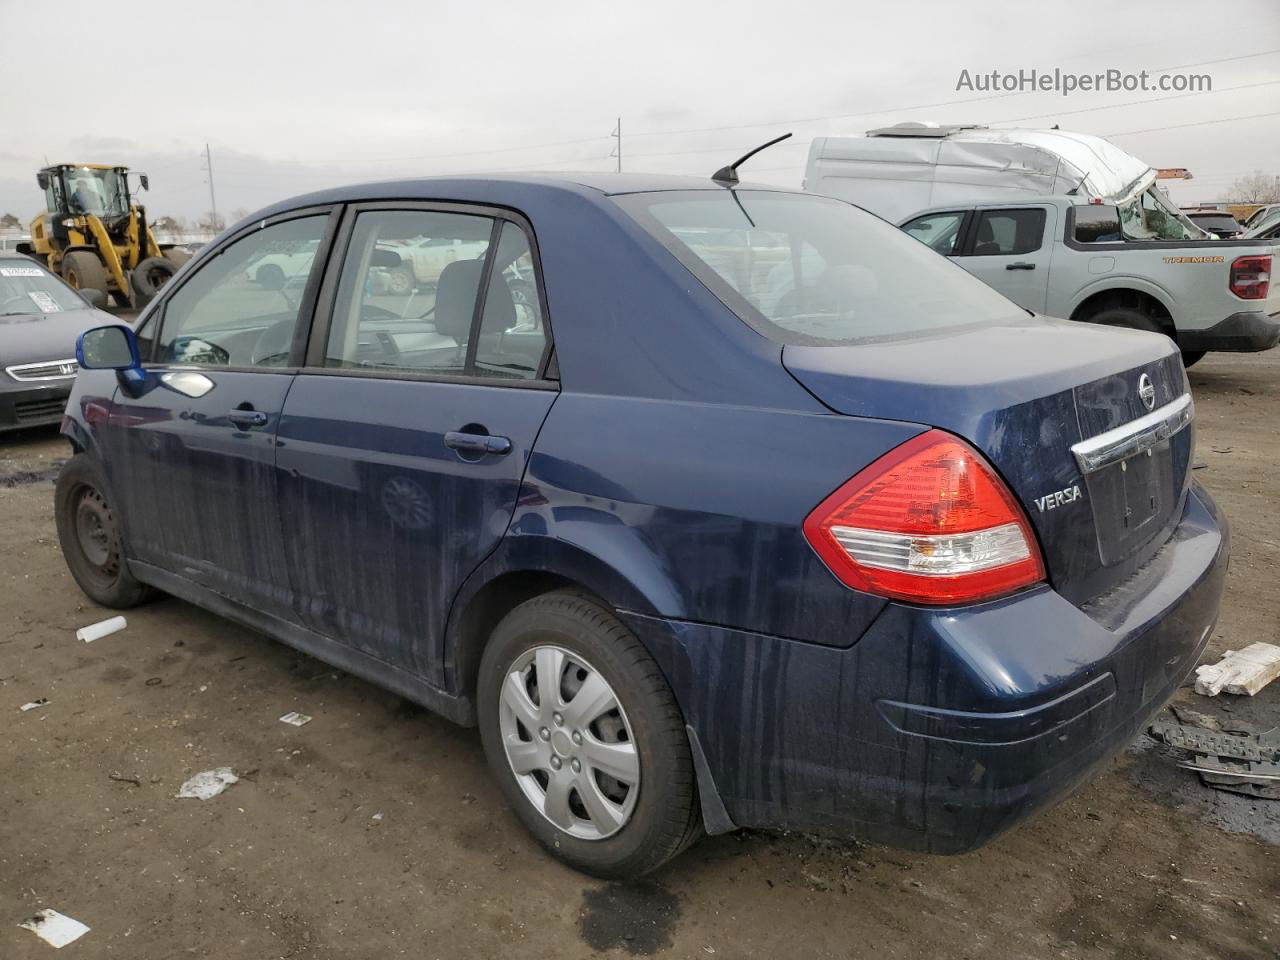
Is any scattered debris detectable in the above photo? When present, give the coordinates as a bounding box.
[19,699,49,712]
[18,909,90,948]
[1169,704,1222,731]
[76,615,127,643]
[1191,460,1209,471]
[175,767,239,800]
[108,773,141,787]
[145,677,163,686]
[1149,718,1280,800]
[1195,642,1280,697]
[279,711,312,727]
[371,812,384,822]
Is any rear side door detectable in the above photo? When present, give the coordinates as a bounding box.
[957,205,1054,313]
[105,209,337,619]
[275,203,556,684]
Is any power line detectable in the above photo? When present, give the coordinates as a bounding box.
[1107,110,1280,136]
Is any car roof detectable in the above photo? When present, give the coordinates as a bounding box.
[247,172,801,222]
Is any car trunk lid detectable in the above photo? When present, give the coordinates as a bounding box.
[782,317,1194,605]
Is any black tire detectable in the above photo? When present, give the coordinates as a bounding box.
[1083,305,1166,335]
[255,263,286,289]
[60,251,109,293]
[386,264,415,296]
[54,454,151,608]
[130,256,177,307]
[477,591,702,879]
[1181,350,1206,368]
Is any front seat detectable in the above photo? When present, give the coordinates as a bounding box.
[973,219,1001,256]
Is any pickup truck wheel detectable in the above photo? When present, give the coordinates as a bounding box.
[477,591,702,878]
[1181,351,1206,368]
[54,455,152,608]
[1084,305,1165,336]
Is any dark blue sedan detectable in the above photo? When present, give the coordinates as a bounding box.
[57,173,1227,878]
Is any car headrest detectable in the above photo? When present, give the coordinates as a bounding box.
[434,260,485,340]
[977,219,995,243]
[434,260,517,341]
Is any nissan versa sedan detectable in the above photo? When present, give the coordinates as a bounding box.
[57,173,1227,879]
[0,252,116,431]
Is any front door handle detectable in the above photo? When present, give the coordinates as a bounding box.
[1006,261,1036,270]
[227,409,269,428]
[444,431,512,456]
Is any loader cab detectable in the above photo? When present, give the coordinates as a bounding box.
[38,165,134,223]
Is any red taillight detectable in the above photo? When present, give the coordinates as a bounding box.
[1230,255,1271,300]
[803,430,1046,605]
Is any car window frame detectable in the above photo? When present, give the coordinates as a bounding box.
[964,207,1047,257]
[302,200,557,391]
[143,204,342,370]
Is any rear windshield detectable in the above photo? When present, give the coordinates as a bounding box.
[1188,214,1239,232]
[614,190,1026,345]
[0,260,85,315]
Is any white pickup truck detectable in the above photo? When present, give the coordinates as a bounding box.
[805,124,1280,365]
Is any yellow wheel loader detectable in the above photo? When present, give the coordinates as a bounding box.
[19,164,190,308]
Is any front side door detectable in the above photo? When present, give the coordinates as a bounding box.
[105,210,336,617]
[275,205,555,683]
[957,205,1054,313]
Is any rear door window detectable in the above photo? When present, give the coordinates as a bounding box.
[1073,205,1123,244]
[322,209,549,380]
[970,209,1046,256]
[902,212,966,255]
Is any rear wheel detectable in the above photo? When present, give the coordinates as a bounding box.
[1084,305,1166,335]
[477,592,702,878]
[255,263,286,289]
[386,264,415,295]
[54,455,151,608]
[1181,350,1206,368]
[61,251,109,293]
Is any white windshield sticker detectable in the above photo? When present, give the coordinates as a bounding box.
[0,266,43,277]
[27,291,62,313]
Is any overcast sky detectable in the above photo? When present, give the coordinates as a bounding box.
[3,0,1279,225]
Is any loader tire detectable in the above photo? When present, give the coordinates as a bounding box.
[130,257,178,307]
[61,251,109,294]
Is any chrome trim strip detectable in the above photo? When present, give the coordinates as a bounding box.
[5,358,78,382]
[1071,393,1194,475]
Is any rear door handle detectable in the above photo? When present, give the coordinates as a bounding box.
[444,431,512,456]
[1006,262,1036,270]
[227,409,269,428]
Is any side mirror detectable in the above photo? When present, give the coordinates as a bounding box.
[36,172,49,191]
[139,174,150,191]
[79,288,107,309]
[77,324,141,371]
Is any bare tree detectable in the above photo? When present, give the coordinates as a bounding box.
[152,215,182,232]
[231,207,251,224]
[1228,171,1280,203]
[198,211,227,232]
[0,213,20,230]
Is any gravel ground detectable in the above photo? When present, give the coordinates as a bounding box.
[1,350,1277,959]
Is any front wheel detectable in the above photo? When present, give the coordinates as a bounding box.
[54,455,152,608]
[477,592,702,878]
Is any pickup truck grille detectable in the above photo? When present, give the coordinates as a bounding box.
[6,359,78,382]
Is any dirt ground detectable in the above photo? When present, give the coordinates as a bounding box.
[1,351,1278,960]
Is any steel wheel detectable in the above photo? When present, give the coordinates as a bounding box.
[73,486,120,576]
[499,645,640,840]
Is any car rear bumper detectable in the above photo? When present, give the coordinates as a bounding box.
[624,482,1228,852]
[0,382,72,431]
[1177,310,1280,353]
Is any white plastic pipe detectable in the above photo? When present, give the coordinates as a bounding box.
[77,616,127,643]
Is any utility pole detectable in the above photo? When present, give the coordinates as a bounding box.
[610,118,622,173]
[203,143,219,232]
